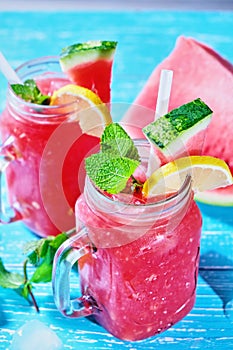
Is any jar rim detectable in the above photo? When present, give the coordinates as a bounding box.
[15,55,60,73]
[87,173,192,208]
[7,55,81,119]
[85,139,193,211]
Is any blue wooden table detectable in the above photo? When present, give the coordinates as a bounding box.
[0,9,233,350]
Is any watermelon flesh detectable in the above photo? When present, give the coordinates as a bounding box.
[121,36,233,206]
[65,59,114,104]
[59,41,117,104]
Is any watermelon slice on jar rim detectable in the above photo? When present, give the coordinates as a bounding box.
[59,40,117,105]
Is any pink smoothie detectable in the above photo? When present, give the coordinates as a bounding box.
[0,75,100,236]
[75,183,202,341]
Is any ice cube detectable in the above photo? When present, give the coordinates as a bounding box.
[10,319,64,350]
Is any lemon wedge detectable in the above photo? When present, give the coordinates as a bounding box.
[142,156,233,196]
[50,84,112,137]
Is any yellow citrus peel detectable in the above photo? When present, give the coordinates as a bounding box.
[143,155,233,197]
[50,84,112,137]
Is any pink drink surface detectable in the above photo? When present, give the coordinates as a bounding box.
[76,192,202,341]
[0,76,100,236]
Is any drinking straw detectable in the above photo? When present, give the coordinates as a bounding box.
[155,69,173,119]
[0,51,22,84]
[146,69,173,176]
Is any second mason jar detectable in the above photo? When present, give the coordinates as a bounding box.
[52,140,202,341]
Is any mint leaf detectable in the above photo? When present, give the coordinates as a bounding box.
[30,260,53,284]
[25,232,68,284]
[101,123,140,161]
[17,282,31,300]
[49,232,68,250]
[30,243,54,283]
[86,154,140,194]
[23,238,48,265]
[11,79,50,105]
[24,233,67,263]
[0,232,69,312]
[0,258,34,307]
[85,123,141,194]
[0,258,24,289]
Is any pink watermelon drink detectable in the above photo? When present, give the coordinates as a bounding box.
[53,137,202,341]
[77,157,202,341]
[0,41,116,236]
[78,135,203,341]
[0,56,100,236]
[76,181,201,341]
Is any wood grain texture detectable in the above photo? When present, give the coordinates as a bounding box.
[0,9,233,350]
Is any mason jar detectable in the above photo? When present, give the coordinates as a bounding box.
[52,140,202,341]
[0,56,100,236]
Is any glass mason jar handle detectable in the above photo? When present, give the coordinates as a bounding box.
[0,136,22,223]
[52,228,95,318]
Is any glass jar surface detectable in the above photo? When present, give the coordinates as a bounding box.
[0,56,100,236]
[74,140,202,341]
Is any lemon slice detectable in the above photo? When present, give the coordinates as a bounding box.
[50,84,112,137]
[143,156,233,196]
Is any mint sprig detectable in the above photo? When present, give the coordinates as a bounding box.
[11,79,50,105]
[85,123,141,194]
[0,257,25,289]
[25,232,68,284]
[0,257,36,310]
[0,232,68,312]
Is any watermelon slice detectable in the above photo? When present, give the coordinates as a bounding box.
[143,98,213,162]
[122,36,233,206]
[60,40,117,104]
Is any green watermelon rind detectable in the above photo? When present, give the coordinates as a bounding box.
[143,98,213,158]
[60,40,117,69]
[195,189,233,206]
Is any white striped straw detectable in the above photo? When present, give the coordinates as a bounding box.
[0,51,22,84]
[155,69,173,119]
[147,69,173,176]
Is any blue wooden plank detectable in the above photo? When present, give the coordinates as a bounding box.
[0,9,233,350]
